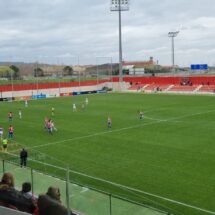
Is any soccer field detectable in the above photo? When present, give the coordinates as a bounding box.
[0,93,215,215]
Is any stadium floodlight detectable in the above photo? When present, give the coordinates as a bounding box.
[110,0,130,11]
[110,0,130,84]
[168,31,179,71]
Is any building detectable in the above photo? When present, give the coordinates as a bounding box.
[122,57,155,75]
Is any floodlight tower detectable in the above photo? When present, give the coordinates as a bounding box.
[110,0,129,83]
[168,31,179,71]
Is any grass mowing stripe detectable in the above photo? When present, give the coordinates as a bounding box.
[20,108,215,151]
[7,151,215,215]
[1,93,215,214]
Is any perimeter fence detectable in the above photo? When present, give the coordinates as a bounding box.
[0,157,172,215]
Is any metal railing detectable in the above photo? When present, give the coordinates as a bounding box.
[0,158,170,215]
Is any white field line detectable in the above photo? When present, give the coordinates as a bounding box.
[109,182,215,215]
[28,120,166,150]
[27,108,215,150]
[144,116,182,123]
[144,116,170,122]
[8,109,215,214]
[80,187,89,193]
[60,165,215,215]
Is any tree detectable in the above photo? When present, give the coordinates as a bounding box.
[10,65,20,79]
[0,66,13,78]
[34,67,44,77]
[63,66,73,76]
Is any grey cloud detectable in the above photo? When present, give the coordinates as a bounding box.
[0,0,215,66]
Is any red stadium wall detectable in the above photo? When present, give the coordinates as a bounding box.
[0,76,215,92]
[0,80,107,92]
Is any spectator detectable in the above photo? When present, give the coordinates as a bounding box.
[21,182,37,210]
[0,172,15,189]
[0,172,17,210]
[21,182,33,198]
[46,186,61,202]
[0,173,36,213]
[37,186,76,215]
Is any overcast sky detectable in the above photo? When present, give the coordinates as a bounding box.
[0,0,215,66]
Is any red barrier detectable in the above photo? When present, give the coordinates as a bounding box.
[0,77,215,92]
[0,80,106,92]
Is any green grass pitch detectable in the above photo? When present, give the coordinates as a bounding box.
[0,93,215,215]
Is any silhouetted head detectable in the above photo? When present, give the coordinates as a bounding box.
[22,182,31,193]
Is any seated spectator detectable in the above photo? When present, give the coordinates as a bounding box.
[46,186,61,202]
[37,186,76,215]
[0,172,15,189]
[21,182,37,206]
[21,182,33,198]
[0,172,17,209]
[0,172,36,214]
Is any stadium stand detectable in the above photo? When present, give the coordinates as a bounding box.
[128,83,145,91]
[168,84,198,92]
[1,76,215,98]
[198,84,215,92]
[124,76,215,94]
[143,84,171,92]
